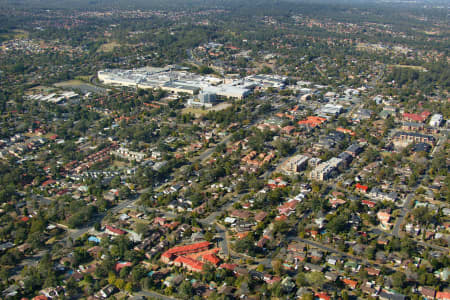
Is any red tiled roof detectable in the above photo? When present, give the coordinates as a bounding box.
[174,256,204,271]
[282,125,296,134]
[105,225,126,235]
[161,252,174,260]
[41,179,56,187]
[165,241,211,256]
[355,183,369,192]
[115,262,132,272]
[342,278,358,289]
[203,253,220,266]
[366,267,380,276]
[163,221,180,230]
[236,232,250,239]
[279,200,298,211]
[315,292,331,300]
[298,116,327,127]
[153,217,166,225]
[436,291,450,300]
[403,111,430,123]
[362,199,376,207]
[336,127,356,136]
[275,215,287,221]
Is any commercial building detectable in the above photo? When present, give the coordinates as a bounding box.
[162,81,200,95]
[244,74,287,89]
[187,92,217,108]
[199,83,251,99]
[98,66,252,99]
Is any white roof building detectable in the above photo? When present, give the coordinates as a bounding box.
[429,114,443,127]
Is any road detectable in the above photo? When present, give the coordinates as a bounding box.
[314,64,326,77]
[197,107,278,164]
[19,249,48,267]
[432,135,447,156]
[66,196,138,241]
[11,249,49,275]
[214,223,230,257]
[262,155,291,180]
[370,227,448,252]
[392,193,414,237]
[198,133,234,162]
[226,232,373,270]
[199,194,241,225]
[62,124,239,243]
[198,193,248,258]
[288,237,366,264]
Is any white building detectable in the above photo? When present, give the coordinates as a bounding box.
[98,67,252,99]
[201,84,251,99]
[111,147,146,162]
[187,92,217,108]
[316,104,343,116]
[309,157,343,181]
[244,74,287,89]
[429,114,443,127]
[281,154,309,174]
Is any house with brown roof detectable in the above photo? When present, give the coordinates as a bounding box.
[254,211,268,222]
[419,286,436,299]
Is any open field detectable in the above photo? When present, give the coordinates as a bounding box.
[75,75,91,82]
[0,29,29,40]
[388,64,427,72]
[98,41,121,52]
[182,107,209,117]
[182,102,232,117]
[209,102,232,111]
[54,80,109,95]
[54,80,85,87]
[26,85,54,93]
[12,29,29,39]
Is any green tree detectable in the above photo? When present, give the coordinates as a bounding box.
[391,271,406,289]
[306,272,325,289]
[179,280,194,299]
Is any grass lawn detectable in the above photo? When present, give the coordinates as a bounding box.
[97,41,121,52]
[388,64,427,72]
[54,79,86,87]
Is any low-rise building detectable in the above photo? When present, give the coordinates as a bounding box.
[392,131,435,148]
[309,157,343,181]
[111,147,146,162]
[280,154,309,174]
[429,114,443,127]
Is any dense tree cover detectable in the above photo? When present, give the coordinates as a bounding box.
[385,61,449,93]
